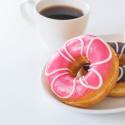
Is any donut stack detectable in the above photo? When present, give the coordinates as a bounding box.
[44,34,125,108]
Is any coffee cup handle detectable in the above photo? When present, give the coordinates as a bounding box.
[20,0,35,25]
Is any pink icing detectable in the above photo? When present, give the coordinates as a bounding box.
[45,35,112,99]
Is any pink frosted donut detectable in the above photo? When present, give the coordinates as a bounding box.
[45,34,119,107]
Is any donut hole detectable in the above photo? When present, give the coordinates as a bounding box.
[76,63,90,78]
[68,56,90,78]
[83,63,90,72]
[77,66,89,78]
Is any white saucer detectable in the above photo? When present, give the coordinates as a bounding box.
[41,33,125,114]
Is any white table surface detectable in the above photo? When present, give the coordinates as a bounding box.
[1,0,125,125]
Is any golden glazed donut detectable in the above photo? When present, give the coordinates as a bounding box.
[108,42,125,97]
[44,34,119,108]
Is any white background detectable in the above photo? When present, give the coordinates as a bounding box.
[0,0,125,125]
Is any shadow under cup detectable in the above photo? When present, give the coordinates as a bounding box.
[35,0,90,52]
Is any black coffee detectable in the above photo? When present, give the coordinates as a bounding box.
[39,6,83,20]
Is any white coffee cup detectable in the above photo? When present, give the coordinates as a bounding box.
[20,0,90,52]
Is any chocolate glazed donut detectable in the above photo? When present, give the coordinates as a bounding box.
[108,42,125,97]
[83,42,125,97]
